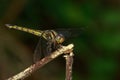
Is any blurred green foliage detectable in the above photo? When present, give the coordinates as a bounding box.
[0,0,120,80]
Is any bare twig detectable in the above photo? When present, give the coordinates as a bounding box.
[6,44,74,80]
[64,52,74,80]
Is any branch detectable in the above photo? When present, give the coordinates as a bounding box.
[7,44,74,80]
[64,52,74,80]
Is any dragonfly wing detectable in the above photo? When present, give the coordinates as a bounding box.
[33,37,43,62]
[55,28,84,39]
[33,37,52,62]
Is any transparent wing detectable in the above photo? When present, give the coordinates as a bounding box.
[33,37,53,63]
[33,37,43,62]
[55,28,84,39]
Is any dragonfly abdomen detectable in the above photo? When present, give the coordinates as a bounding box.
[5,24,43,36]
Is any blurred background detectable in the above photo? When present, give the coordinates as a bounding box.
[0,0,120,80]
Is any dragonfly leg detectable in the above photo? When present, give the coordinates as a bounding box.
[46,41,52,56]
[56,44,62,49]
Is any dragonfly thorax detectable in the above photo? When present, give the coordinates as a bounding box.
[43,30,65,44]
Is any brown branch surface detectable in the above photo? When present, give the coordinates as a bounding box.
[64,52,74,80]
[7,44,74,80]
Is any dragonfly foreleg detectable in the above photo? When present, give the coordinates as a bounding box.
[46,41,52,56]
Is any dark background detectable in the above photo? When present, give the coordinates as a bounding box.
[0,0,120,80]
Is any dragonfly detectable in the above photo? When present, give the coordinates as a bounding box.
[5,24,82,62]
[5,24,69,62]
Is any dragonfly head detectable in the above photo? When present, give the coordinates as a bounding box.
[55,34,65,44]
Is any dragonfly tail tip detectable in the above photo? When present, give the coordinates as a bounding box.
[5,24,13,28]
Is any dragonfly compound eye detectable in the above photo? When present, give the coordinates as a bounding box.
[56,34,65,43]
